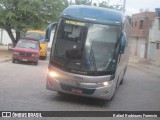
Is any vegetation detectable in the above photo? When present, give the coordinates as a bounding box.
[74,0,92,5]
[0,0,68,45]
[0,0,125,45]
[73,0,123,11]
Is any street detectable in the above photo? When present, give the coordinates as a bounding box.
[0,58,160,112]
[1,0,160,120]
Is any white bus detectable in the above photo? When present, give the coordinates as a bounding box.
[45,5,131,100]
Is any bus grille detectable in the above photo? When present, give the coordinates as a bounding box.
[60,83,96,95]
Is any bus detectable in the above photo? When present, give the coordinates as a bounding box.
[45,5,131,100]
[25,30,48,60]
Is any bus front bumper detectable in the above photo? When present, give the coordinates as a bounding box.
[46,76,115,100]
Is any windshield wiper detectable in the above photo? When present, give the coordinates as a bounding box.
[105,58,112,70]
[88,40,97,71]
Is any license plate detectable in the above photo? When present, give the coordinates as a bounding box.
[71,88,83,94]
[22,59,28,61]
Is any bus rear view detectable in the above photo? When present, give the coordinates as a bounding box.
[45,5,130,100]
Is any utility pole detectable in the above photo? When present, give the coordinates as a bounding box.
[123,0,126,13]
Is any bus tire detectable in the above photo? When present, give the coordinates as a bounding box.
[57,92,65,96]
[108,79,118,101]
[120,66,127,85]
[108,88,116,101]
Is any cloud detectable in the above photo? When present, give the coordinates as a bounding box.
[125,8,139,16]
[126,0,160,14]
[94,0,159,15]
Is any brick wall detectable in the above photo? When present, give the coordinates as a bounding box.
[131,12,156,40]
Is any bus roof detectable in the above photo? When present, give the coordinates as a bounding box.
[61,5,124,26]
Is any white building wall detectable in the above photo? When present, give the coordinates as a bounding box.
[130,36,146,58]
[0,29,15,45]
[137,37,146,58]
[149,18,160,42]
[148,18,160,63]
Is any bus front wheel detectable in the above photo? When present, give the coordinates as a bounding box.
[120,66,127,85]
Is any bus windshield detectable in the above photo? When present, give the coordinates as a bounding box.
[51,19,121,75]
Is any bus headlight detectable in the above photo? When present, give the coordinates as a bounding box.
[80,81,112,87]
[102,82,109,86]
[97,81,112,86]
[48,71,57,78]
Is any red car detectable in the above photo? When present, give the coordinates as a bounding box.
[12,39,40,65]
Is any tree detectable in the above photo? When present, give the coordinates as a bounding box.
[73,0,122,11]
[75,0,92,5]
[0,0,68,45]
[99,1,109,8]
[99,1,122,10]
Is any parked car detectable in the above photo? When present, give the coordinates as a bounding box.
[12,39,40,65]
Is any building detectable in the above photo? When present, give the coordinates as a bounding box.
[148,8,160,63]
[0,29,13,45]
[130,11,156,58]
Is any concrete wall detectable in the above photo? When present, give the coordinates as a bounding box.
[0,29,13,45]
[148,42,156,61]
[148,18,160,63]
[137,37,146,58]
[149,18,160,42]
[130,36,146,58]
[131,12,156,38]
[155,48,160,63]
[131,12,156,59]
[130,37,138,56]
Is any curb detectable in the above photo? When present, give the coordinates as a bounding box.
[0,59,12,63]
[128,62,160,76]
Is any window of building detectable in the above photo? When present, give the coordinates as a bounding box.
[135,21,137,27]
[132,22,133,27]
[139,20,144,29]
[156,42,160,49]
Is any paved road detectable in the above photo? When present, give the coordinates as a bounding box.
[0,59,160,119]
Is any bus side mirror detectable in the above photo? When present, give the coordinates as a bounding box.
[119,32,126,54]
[45,22,58,42]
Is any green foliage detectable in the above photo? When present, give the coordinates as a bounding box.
[0,0,68,44]
[98,1,122,11]
[72,0,123,11]
[74,0,92,5]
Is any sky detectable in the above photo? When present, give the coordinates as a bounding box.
[95,0,160,15]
